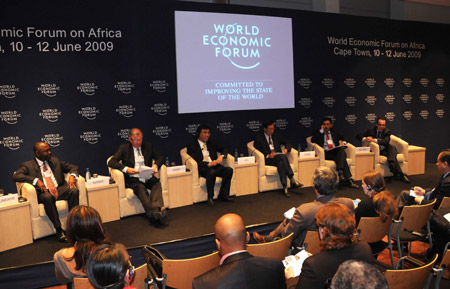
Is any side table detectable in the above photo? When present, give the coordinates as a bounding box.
[354,152,375,180]
[167,171,193,208]
[0,201,33,252]
[408,145,426,175]
[87,183,120,223]
[298,157,320,187]
[235,162,258,196]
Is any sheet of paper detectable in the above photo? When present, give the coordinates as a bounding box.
[138,165,154,179]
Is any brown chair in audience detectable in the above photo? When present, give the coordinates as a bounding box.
[247,232,294,260]
[384,254,437,289]
[73,264,146,289]
[356,217,394,266]
[438,196,450,209]
[430,242,450,289]
[300,230,321,255]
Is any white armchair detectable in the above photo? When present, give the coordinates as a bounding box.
[107,157,169,218]
[15,174,87,240]
[368,135,408,177]
[306,136,356,177]
[179,148,236,203]
[247,141,298,193]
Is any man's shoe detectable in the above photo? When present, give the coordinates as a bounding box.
[253,232,267,244]
[347,178,360,189]
[290,179,304,189]
[283,188,291,198]
[400,175,411,183]
[207,197,215,207]
[57,230,68,243]
[219,195,235,202]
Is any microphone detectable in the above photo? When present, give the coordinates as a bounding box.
[183,156,192,172]
[18,183,28,203]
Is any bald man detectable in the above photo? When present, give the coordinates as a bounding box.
[193,214,286,289]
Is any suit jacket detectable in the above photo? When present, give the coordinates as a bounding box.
[296,242,373,289]
[108,142,164,182]
[192,252,286,289]
[13,157,78,188]
[356,126,391,149]
[253,132,292,156]
[281,195,354,245]
[311,128,346,149]
[187,138,228,171]
[423,172,450,209]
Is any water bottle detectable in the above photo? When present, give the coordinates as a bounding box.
[165,157,170,167]
[85,168,91,180]
[234,148,239,164]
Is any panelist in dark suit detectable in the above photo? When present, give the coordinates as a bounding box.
[253,120,302,197]
[13,142,79,242]
[311,117,359,189]
[108,128,167,227]
[192,213,286,289]
[295,203,373,289]
[187,124,234,207]
[397,149,450,210]
[356,117,410,183]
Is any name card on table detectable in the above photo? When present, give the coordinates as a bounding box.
[237,156,255,165]
[356,147,371,153]
[167,165,186,175]
[86,176,110,188]
[0,194,18,206]
[299,151,315,158]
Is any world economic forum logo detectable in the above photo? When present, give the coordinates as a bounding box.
[203,23,271,70]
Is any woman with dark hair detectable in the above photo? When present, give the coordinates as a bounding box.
[87,243,136,289]
[53,205,109,285]
[355,170,398,225]
[295,203,373,289]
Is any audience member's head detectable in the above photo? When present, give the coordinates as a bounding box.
[373,190,398,222]
[437,149,450,173]
[66,205,108,271]
[214,213,249,257]
[330,259,388,289]
[362,170,385,197]
[87,243,134,289]
[313,167,338,196]
[316,202,356,251]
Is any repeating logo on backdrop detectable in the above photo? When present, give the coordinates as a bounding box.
[299,98,313,108]
[322,78,334,89]
[385,112,396,122]
[345,114,357,125]
[403,95,412,104]
[344,78,356,88]
[436,109,445,118]
[299,117,313,128]
[203,22,272,70]
[114,81,134,94]
[419,110,429,119]
[0,110,21,124]
[41,133,63,147]
[151,103,170,116]
[38,84,60,97]
[365,96,376,106]
[0,136,23,150]
[217,122,233,134]
[419,78,429,88]
[298,78,312,89]
[80,131,101,144]
[40,109,62,122]
[384,95,395,104]
[77,83,98,96]
[436,94,445,102]
[365,78,376,88]
[436,78,445,87]
[0,85,19,99]
[365,113,377,123]
[345,96,357,107]
[419,94,429,103]
[384,78,395,88]
[402,78,412,87]
[403,111,413,120]
[275,119,288,130]
[149,80,169,93]
[117,129,131,140]
[246,120,261,132]
[186,124,200,135]
[116,105,136,118]
[153,126,171,138]
[322,97,335,107]
[79,107,100,120]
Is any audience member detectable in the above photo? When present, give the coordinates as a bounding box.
[108,128,167,227]
[253,120,302,197]
[295,202,373,289]
[329,260,388,289]
[187,124,234,207]
[87,243,136,289]
[311,117,359,188]
[54,205,109,285]
[192,213,286,289]
[253,167,354,246]
[13,141,79,242]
